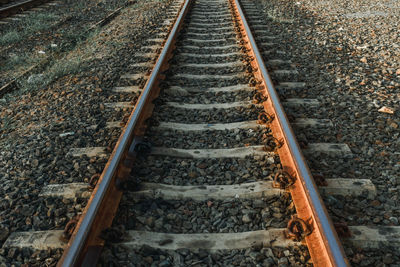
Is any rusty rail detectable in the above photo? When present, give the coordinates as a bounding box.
[0,0,49,18]
[230,0,349,266]
[56,0,191,266]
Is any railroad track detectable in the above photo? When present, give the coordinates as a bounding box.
[3,0,399,266]
[0,0,52,19]
[62,0,347,265]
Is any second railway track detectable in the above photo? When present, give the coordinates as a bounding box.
[0,0,52,19]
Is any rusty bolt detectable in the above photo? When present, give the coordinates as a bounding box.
[273,170,295,189]
[285,215,312,241]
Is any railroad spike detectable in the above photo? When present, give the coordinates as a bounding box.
[257,112,275,124]
[272,170,296,189]
[253,92,268,104]
[89,173,101,190]
[250,76,261,86]
[284,215,313,241]
[61,215,81,242]
[272,137,284,148]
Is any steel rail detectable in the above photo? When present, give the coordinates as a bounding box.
[0,0,49,18]
[231,0,349,266]
[57,0,191,266]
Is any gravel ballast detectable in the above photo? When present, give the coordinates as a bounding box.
[114,196,293,233]
[242,0,400,264]
[100,246,311,266]
[0,0,181,264]
[131,155,281,186]
[0,0,135,88]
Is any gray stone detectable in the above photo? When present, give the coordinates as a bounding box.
[383,254,394,264]
[242,214,252,223]
[278,257,288,265]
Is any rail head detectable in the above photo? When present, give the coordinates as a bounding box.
[57,0,192,266]
[230,0,349,266]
